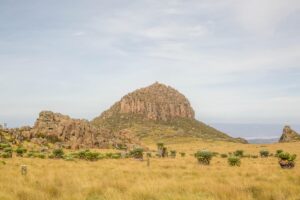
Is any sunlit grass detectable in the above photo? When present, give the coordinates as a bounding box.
[0,141,300,200]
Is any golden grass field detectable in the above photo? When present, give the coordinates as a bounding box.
[0,140,300,200]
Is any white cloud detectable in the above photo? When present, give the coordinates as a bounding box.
[232,0,300,34]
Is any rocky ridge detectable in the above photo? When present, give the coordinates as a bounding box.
[279,125,300,143]
[5,111,141,149]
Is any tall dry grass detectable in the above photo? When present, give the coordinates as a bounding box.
[0,141,300,200]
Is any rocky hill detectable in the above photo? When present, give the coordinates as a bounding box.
[4,111,141,149]
[279,125,300,143]
[92,82,246,143]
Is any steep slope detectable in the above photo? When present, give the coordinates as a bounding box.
[279,125,300,143]
[92,82,246,143]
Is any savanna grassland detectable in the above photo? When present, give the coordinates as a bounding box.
[0,140,300,200]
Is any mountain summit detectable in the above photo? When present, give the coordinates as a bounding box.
[97,82,194,121]
[93,82,246,143]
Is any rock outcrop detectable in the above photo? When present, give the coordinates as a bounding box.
[7,111,142,149]
[279,125,300,143]
[93,82,246,143]
[96,82,195,122]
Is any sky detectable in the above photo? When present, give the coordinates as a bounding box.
[0,0,300,137]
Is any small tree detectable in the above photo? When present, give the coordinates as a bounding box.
[180,152,186,157]
[278,152,296,169]
[260,150,269,158]
[195,151,213,165]
[228,156,241,166]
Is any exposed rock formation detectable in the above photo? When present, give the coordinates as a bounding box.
[279,125,300,143]
[96,82,195,122]
[93,82,246,143]
[7,111,142,149]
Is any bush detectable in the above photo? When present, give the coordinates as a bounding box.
[228,156,241,166]
[105,152,113,159]
[221,154,228,158]
[233,150,244,157]
[278,152,296,169]
[15,147,27,157]
[3,147,12,153]
[170,150,176,158]
[260,150,269,157]
[195,151,213,165]
[275,149,283,157]
[180,152,186,157]
[111,153,121,159]
[26,151,37,158]
[48,154,55,159]
[1,152,12,158]
[84,151,100,161]
[130,148,144,160]
[0,143,11,150]
[52,149,64,158]
[37,153,46,159]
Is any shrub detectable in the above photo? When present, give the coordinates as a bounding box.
[1,152,12,158]
[233,150,244,157]
[0,143,11,150]
[15,147,27,157]
[130,148,144,160]
[180,152,186,157]
[26,151,37,158]
[111,153,121,159]
[195,151,213,165]
[170,150,176,158]
[48,154,55,159]
[221,154,228,158]
[52,149,64,158]
[275,149,283,157]
[260,150,269,157]
[105,152,113,159]
[228,156,241,166]
[3,147,12,153]
[37,153,46,159]
[85,151,99,161]
[278,152,296,169]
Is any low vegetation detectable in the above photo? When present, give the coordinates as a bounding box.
[0,140,299,200]
[195,150,213,165]
[228,156,241,166]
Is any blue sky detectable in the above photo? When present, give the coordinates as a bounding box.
[1,0,300,136]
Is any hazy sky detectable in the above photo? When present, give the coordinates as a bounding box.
[1,0,300,129]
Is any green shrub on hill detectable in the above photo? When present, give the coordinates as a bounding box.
[228,156,241,166]
[195,151,213,165]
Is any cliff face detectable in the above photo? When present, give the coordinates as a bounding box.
[95,82,195,122]
[279,125,300,143]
